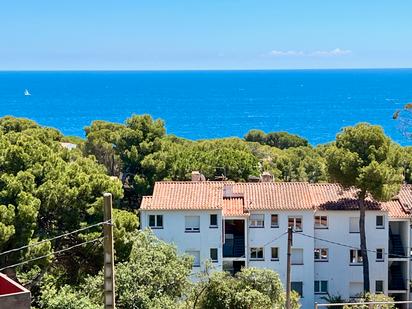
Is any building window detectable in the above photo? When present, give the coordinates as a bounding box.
[210,248,218,262]
[185,216,200,232]
[148,215,163,228]
[376,216,384,229]
[314,215,328,229]
[271,247,279,260]
[250,247,264,260]
[349,282,363,298]
[375,280,384,293]
[288,216,302,232]
[291,281,303,297]
[186,251,200,267]
[271,214,279,228]
[210,214,218,228]
[376,248,384,261]
[291,248,304,265]
[314,248,329,262]
[250,214,264,228]
[350,249,363,265]
[314,280,328,294]
[349,217,359,233]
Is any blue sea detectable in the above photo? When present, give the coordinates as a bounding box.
[0,69,411,145]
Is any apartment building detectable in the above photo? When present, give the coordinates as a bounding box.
[140,173,412,308]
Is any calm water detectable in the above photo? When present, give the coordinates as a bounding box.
[0,69,411,145]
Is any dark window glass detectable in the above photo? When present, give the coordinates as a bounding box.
[210,248,218,262]
[210,214,218,227]
[149,215,156,227]
[156,215,163,227]
[376,280,383,293]
[271,247,279,260]
[271,214,279,227]
[291,282,303,297]
[376,216,384,228]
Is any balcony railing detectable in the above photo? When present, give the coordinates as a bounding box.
[223,236,245,258]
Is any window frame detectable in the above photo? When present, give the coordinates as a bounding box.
[291,281,303,297]
[288,216,303,232]
[186,250,201,267]
[271,247,279,261]
[349,217,360,233]
[148,214,163,229]
[350,249,363,265]
[314,248,329,262]
[250,247,264,260]
[249,214,265,228]
[185,215,200,233]
[376,215,384,229]
[375,280,384,293]
[291,248,304,265]
[209,214,218,228]
[314,280,328,294]
[314,215,328,229]
[376,248,384,262]
[210,248,218,263]
[271,214,279,228]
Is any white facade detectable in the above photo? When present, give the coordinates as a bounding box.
[140,180,412,308]
[140,208,411,308]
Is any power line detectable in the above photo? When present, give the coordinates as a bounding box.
[0,220,111,258]
[0,236,106,272]
[295,232,408,259]
[262,231,288,248]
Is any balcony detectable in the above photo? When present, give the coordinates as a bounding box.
[223,219,245,258]
[388,262,407,291]
[223,236,245,258]
[389,228,407,259]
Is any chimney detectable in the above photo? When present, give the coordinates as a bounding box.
[260,171,273,182]
[191,171,205,182]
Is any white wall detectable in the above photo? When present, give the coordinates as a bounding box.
[313,210,389,302]
[141,208,410,308]
[140,210,223,273]
[247,210,315,309]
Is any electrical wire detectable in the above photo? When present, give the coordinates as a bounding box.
[295,231,408,259]
[0,220,111,258]
[0,236,106,272]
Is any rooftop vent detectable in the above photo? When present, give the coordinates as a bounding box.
[260,171,273,182]
[191,171,205,182]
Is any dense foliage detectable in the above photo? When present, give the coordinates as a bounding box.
[1,115,411,308]
[245,129,309,149]
[189,267,300,309]
[325,123,404,293]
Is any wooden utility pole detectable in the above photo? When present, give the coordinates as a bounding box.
[285,226,293,309]
[103,193,116,309]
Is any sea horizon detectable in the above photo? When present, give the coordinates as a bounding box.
[0,68,411,145]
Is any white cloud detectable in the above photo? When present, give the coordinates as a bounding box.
[311,48,352,56]
[268,48,352,57]
[269,50,305,57]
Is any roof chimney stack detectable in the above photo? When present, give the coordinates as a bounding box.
[260,171,273,182]
[191,171,205,182]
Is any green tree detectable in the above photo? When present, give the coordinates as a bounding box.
[326,123,404,292]
[244,129,266,144]
[84,114,166,203]
[0,117,137,303]
[190,267,300,309]
[39,230,193,309]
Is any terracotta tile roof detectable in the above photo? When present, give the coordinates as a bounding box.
[233,182,314,211]
[222,197,248,217]
[141,181,233,211]
[140,181,412,219]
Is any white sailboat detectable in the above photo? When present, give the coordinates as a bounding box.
[24,89,31,96]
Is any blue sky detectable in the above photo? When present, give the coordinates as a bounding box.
[1,1,412,70]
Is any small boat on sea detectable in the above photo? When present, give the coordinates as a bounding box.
[24,89,31,96]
